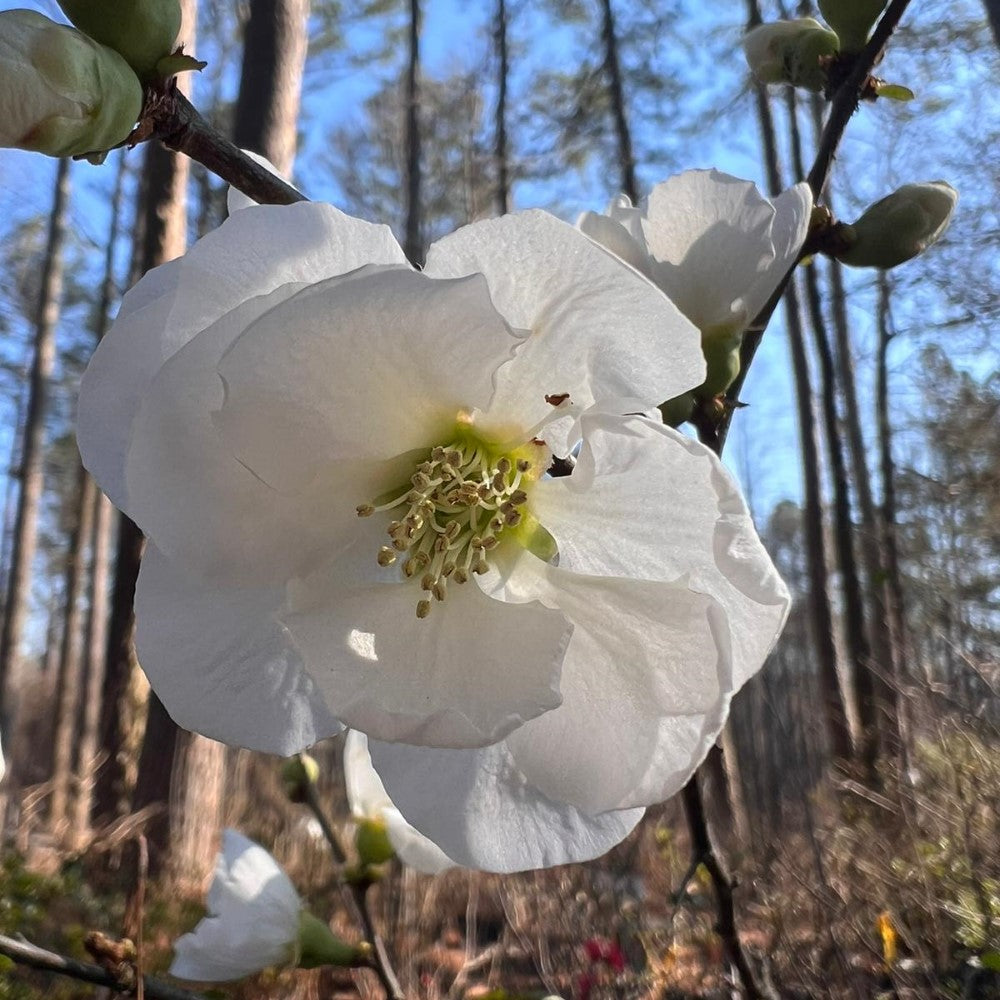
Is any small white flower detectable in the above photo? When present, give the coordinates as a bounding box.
[579,169,812,342]
[171,830,301,982]
[0,10,142,158]
[345,730,454,874]
[79,200,790,872]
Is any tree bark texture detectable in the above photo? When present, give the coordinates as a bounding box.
[72,152,127,849]
[0,158,71,722]
[233,0,310,176]
[404,0,423,264]
[493,0,511,216]
[750,74,854,762]
[48,468,97,836]
[599,0,638,204]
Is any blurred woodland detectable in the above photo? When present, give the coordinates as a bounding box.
[0,0,997,997]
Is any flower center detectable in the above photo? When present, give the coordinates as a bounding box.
[356,436,544,618]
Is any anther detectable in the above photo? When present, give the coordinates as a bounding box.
[446,449,462,465]
[420,572,436,591]
[432,579,448,601]
[453,567,469,584]
[497,457,512,474]
[516,459,531,473]
[510,490,528,506]
[392,537,410,552]
[377,546,397,567]
[416,599,432,619]
[356,504,375,517]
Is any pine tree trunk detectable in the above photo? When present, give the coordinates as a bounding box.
[72,152,127,850]
[404,0,423,264]
[599,0,638,204]
[494,0,511,216]
[985,0,1000,48]
[233,0,309,176]
[875,274,910,715]
[0,158,71,724]
[746,32,854,761]
[49,467,97,836]
[127,0,200,878]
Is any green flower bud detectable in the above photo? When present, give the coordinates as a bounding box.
[57,0,181,80]
[743,18,840,92]
[281,753,320,803]
[0,10,142,158]
[296,911,370,970]
[837,181,958,269]
[658,392,695,428]
[818,0,888,51]
[355,817,395,866]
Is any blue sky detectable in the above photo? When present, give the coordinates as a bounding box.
[0,0,995,653]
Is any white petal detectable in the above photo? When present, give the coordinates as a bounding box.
[743,181,812,319]
[79,202,406,507]
[641,169,780,331]
[423,210,703,442]
[281,529,573,749]
[368,738,644,872]
[576,211,654,278]
[383,808,455,874]
[134,547,342,755]
[531,410,789,689]
[344,729,394,819]
[215,267,519,491]
[123,284,365,583]
[345,732,455,873]
[502,560,734,813]
[170,831,301,982]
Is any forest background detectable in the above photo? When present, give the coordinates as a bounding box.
[0,0,997,997]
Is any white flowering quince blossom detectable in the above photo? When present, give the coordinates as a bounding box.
[171,830,301,981]
[78,195,790,872]
[579,169,813,401]
[345,729,455,874]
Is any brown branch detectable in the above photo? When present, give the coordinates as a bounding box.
[705,0,915,453]
[680,2,918,995]
[681,780,774,1000]
[0,934,206,1000]
[141,89,305,207]
[300,771,406,1000]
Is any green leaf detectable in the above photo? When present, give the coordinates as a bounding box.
[980,951,1000,972]
[155,52,208,77]
[875,82,915,101]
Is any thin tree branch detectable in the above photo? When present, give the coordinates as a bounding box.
[136,89,305,207]
[300,770,406,1000]
[706,0,915,452]
[0,934,206,1000]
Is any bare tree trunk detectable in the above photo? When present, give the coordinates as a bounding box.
[599,0,638,204]
[404,0,423,264]
[875,274,909,701]
[0,158,71,724]
[72,152,127,850]
[48,468,97,835]
[493,0,511,216]
[747,27,853,761]
[233,0,310,175]
[0,381,28,604]
[127,0,203,879]
[786,87,875,772]
[985,0,1000,48]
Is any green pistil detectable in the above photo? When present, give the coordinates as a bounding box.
[357,436,544,617]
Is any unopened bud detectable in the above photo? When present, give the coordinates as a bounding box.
[0,10,142,158]
[818,0,888,51]
[743,18,840,92]
[281,753,320,803]
[297,911,371,969]
[355,817,396,866]
[836,181,957,269]
[58,0,182,80]
[697,328,743,399]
